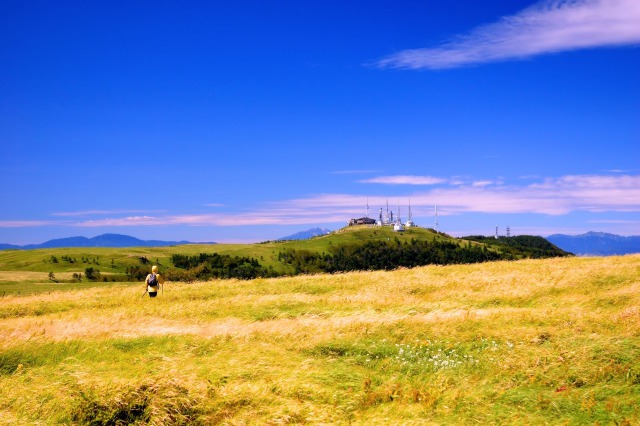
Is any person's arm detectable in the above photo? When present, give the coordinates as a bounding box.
[144,274,150,287]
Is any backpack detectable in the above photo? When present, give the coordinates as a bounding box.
[148,273,158,287]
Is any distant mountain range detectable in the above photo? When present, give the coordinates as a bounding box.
[546,232,640,256]
[277,227,333,241]
[3,230,637,256]
[0,233,215,250]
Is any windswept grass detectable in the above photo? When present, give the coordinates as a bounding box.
[0,255,638,424]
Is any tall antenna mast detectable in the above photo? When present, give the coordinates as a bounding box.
[366,197,370,218]
[435,205,439,232]
[386,200,389,225]
[405,198,415,227]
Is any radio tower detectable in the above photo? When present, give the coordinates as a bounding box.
[386,200,390,224]
[434,205,439,232]
[405,199,415,227]
[506,226,511,238]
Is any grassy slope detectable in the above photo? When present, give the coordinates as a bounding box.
[0,227,460,295]
[0,255,638,424]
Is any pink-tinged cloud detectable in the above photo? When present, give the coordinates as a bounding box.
[472,180,495,187]
[3,174,639,229]
[0,220,59,228]
[426,174,640,215]
[123,174,639,225]
[52,209,165,217]
[359,175,446,185]
[378,0,640,70]
[332,169,381,175]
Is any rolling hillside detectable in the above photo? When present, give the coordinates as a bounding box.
[0,226,570,295]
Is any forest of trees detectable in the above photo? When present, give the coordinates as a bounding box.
[163,235,570,282]
[277,238,505,274]
[168,252,277,281]
[461,235,572,258]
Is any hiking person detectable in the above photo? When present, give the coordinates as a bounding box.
[144,265,165,298]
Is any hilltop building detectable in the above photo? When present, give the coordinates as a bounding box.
[349,200,419,232]
[348,217,376,226]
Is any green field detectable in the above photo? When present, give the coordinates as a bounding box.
[0,227,463,296]
[1,251,638,424]
[0,226,567,297]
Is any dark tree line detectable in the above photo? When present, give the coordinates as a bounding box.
[146,235,570,282]
[169,253,277,281]
[277,238,505,274]
[461,235,572,258]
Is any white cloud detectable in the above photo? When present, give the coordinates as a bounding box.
[588,219,640,224]
[3,174,640,229]
[74,174,640,227]
[52,209,164,217]
[359,175,446,185]
[331,169,381,175]
[432,174,640,215]
[0,220,59,228]
[472,180,495,187]
[378,0,640,69]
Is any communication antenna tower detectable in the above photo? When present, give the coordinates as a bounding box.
[366,198,370,218]
[386,200,389,224]
[495,226,499,239]
[434,205,439,232]
[506,226,511,238]
[405,199,416,228]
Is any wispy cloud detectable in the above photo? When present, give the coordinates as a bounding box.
[75,174,640,226]
[359,175,446,185]
[434,174,640,215]
[588,219,640,224]
[3,174,639,229]
[332,169,381,175]
[52,209,165,217]
[472,180,495,187]
[604,168,640,173]
[0,220,60,228]
[378,0,640,70]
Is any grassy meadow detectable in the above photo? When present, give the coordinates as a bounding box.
[0,254,639,424]
[0,227,456,296]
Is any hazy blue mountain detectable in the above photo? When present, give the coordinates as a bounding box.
[278,227,332,241]
[546,232,640,256]
[1,233,214,250]
[0,243,21,250]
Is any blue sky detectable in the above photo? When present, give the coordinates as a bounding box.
[1,0,639,244]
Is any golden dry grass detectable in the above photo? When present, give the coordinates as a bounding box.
[0,255,639,424]
[0,271,53,282]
